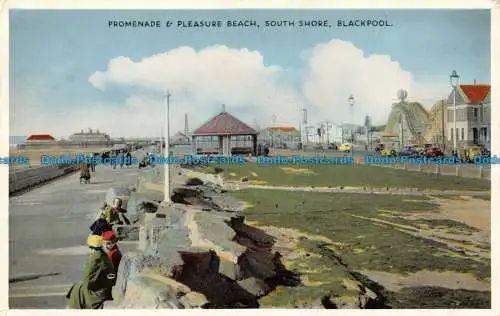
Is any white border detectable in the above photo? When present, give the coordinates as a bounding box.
[0,0,497,315]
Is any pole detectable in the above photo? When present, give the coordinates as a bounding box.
[453,88,457,152]
[441,100,445,152]
[163,91,171,203]
[326,122,330,145]
[401,115,404,150]
[341,122,344,144]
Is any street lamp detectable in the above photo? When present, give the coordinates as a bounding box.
[449,70,459,154]
[163,90,172,204]
[348,95,355,143]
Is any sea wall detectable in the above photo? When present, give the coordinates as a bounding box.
[9,165,80,195]
[113,166,382,309]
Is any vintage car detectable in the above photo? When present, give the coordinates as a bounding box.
[338,143,352,152]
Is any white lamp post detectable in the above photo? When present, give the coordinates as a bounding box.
[348,95,355,143]
[163,90,172,204]
[449,70,460,154]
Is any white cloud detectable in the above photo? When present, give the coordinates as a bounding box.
[12,40,453,137]
[87,45,304,135]
[303,39,412,126]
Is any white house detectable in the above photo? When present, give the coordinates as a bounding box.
[446,84,491,149]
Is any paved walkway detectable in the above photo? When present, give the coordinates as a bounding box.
[8,164,141,308]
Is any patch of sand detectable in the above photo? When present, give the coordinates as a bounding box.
[251,172,258,177]
[361,270,490,292]
[433,197,490,235]
[280,167,316,175]
[249,180,268,185]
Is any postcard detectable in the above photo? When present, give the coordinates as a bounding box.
[2,2,496,312]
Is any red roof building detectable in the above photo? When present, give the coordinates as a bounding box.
[25,134,55,141]
[446,83,491,149]
[268,126,298,133]
[459,84,490,104]
[194,111,258,136]
[192,110,258,156]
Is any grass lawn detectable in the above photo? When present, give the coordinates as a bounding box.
[227,189,490,279]
[227,189,490,307]
[209,162,490,191]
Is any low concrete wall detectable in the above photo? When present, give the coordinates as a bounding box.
[9,165,80,195]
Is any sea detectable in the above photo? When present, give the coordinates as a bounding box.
[9,136,26,147]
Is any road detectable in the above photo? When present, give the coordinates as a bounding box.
[8,164,142,308]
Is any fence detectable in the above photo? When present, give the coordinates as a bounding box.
[272,149,491,180]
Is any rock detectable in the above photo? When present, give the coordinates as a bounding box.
[240,177,248,182]
[186,178,204,186]
[237,249,276,280]
[179,291,209,308]
[173,187,201,197]
[118,272,191,308]
[193,212,246,261]
[138,201,159,214]
[218,258,239,280]
[237,277,271,297]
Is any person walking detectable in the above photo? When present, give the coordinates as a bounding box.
[126,151,132,167]
[66,235,115,309]
[79,162,91,184]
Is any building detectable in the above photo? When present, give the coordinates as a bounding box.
[446,84,491,149]
[171,132,190,145]
[192,110,258,155]
[423,99,447,147]
[383,99,429,148]
[25,134,56,142]
[257,127,301,148]
[68,128,111,143]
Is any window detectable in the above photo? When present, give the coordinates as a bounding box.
[450,128,454,140]
[473,108,478,121]
[461,128,464,140]
[456,128,459,141]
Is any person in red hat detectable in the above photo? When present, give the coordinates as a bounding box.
[102,230,122,281]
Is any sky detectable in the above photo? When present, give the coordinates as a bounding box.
[9,9,491,138]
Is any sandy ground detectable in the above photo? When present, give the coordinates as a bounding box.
[9,147,107,169]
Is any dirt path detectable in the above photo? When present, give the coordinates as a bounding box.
[225,182,490,197]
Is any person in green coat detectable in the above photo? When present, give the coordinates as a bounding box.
[66,234,116,309]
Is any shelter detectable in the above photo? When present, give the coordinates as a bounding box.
[192,110,258,156]
[25,134,55,142]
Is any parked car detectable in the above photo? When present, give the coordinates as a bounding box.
[398,146,419,157]
[338,143,352,152]
[328,143,338,150]
[381,148,396,157]
[462,146,483,162]
[422,147,444,157]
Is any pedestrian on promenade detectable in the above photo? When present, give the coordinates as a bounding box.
[66,235,115,309]
[126,151,132,167]
[79,162,91,184]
